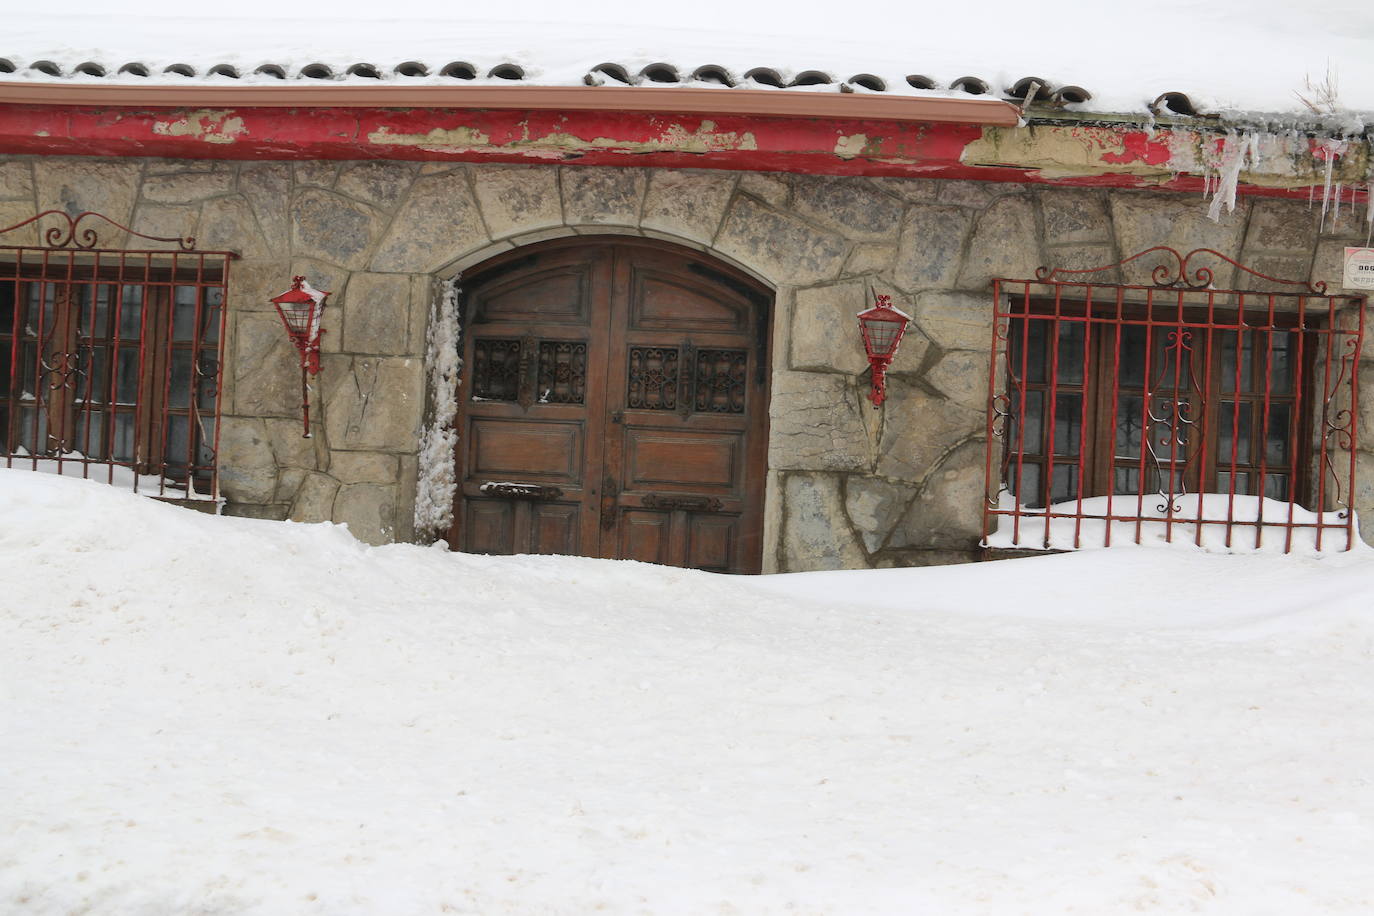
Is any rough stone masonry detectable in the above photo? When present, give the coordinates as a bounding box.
[1,155,1369,570]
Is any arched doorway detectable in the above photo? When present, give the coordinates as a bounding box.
[447,236,773,574]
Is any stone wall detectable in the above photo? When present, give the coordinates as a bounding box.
[1,155,1369,567]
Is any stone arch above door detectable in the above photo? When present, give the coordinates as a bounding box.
[448,235,774,573]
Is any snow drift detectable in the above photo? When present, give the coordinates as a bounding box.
[2,470,1373,914]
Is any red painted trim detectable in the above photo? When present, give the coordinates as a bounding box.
[0,103,1365,204]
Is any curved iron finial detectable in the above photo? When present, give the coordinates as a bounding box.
[1035,246,1330,295]
[0,210,198,251]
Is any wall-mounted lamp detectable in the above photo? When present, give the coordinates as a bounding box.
[856,293,910,408]
[270,275,329,437]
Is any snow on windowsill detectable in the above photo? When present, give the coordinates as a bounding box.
[984,491,1369,555]
[3,452,217,502]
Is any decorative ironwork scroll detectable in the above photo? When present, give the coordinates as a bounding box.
[0,209,198,252]
[471,338,523,401]
[628,347,679,410]
[695,349,748,414]
[536,341,587,404]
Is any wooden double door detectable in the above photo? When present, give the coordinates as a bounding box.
[448,237,772,574]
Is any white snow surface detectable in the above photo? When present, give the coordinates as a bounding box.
[4,469,1374,913]
[7,0,1374,117]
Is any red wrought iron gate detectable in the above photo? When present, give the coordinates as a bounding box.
[0,211,236,499]
[984,247,1366,552]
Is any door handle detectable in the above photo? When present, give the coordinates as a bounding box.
[479,481,564,500]
[643,493,724,512]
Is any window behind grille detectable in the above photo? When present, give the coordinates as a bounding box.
[0,247,233,500]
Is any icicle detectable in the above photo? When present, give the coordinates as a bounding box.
[1333,181,1343,225]
[1207,131,1250,222]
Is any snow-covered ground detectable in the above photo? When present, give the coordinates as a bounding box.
[2,470,1373,914]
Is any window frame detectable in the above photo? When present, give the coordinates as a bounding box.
[1001,297,1317,511]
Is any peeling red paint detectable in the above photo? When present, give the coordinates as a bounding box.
[1098,130,1174,166]
[0,103,1365,206]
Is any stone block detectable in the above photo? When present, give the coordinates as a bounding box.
[956,195,1042,291]
[716,197,847,287]
[290,188,379,269]
[370,169,488,273]
[1311,239,1348,293]
[341,272,411,355]
[790,174,904,241]
[890,439,987,549]
[222,503,290,521]
[200,196,270,259]
[876,378,984,483]
[1040,189,1113,245]
[842,244,896,277]
[336,162,416,210]
[231,312,302,417]
[0,161,34,200]
[561,167,647,227]
[142,171,236,203]
[264,416,321,470]
[224,258,293,314]
[1041,245,1120,281]
[334,483,397,545]
[845,476,917,553]
[1109,192,1249,286]
[925,349,992,412]
[641,169,736,245]
[396,453,420,544]
[275,468,306,503]
[769,371,873,471]
[330,451,399,484]
[913,290,995,352]
[1355,451,1374,546]
[34,160,140,237]
[473,165,563,238]
[875,548,979,568]
[1243,199,1319,254]
[938,180,1006,209]
[0,201,41,245]
[868,177,939,204]
[290,471,340,523]
[738,172,789,207]
[791,281,870,374]
[408,274,437,355]
[293,162,338,189]
[893,205,971,291]
[781,472,869,571]
[238,163,291,252]
[322,356,425,451]
[129,204,200,250]
[216,415,278,503]
[1239,254,1317,293]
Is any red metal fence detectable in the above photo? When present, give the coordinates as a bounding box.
[1,211,236,500]
[983,247,1366,552]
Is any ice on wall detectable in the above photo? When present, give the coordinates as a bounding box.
[413,276,461,542]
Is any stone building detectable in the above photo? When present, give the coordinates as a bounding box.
[0,44,1369,572]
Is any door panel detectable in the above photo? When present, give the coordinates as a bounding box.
[451,237,770,573]
[468,417,584,482]
[622,428,740,491]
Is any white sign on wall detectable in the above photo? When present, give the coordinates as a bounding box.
[1344,247,1374,290]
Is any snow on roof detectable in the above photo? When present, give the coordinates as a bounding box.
[5,2,1374,127]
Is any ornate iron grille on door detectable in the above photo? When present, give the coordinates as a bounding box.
[0,211,237,500]
[984,247,1366,552]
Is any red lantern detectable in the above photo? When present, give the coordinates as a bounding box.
[856,294,910,407]
[270,276,329,437]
